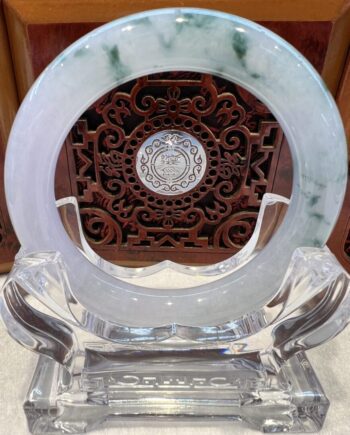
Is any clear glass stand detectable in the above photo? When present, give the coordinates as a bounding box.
[25,349,328,434]
[1,194,349,434]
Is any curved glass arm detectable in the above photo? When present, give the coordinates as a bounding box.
[56,192,289,281]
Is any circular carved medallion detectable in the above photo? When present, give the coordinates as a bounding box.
[136,130,207,195]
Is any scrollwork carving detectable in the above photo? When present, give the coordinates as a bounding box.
[66,72,285,262]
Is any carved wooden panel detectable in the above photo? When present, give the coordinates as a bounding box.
[339,58,350,267]
[327,51,350,273]
[0,0,20,270]
[66,72,285,264]
[327,165,350,272]
[339,178,350,269]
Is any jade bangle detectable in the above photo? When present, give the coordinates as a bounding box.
[5,8,347,328]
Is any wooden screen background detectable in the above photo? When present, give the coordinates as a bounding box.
[64,71,288,265]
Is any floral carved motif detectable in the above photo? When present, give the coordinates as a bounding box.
[66,72,284,263]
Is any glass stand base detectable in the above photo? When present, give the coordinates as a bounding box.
[24,348,329,434]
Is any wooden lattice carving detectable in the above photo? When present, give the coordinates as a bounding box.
[66,72,285,264]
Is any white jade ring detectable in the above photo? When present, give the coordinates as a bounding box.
[5,8,347,329]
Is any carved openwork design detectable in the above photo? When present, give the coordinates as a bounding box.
[66,72,285,262]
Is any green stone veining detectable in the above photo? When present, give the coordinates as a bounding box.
[232,31,248,62]
[103,44,131,79]
[231,31,260,79]
[136,16,152,26]
[310,213,325,222]
[181,13,214,29]
[308,195,321,207]
[74,47,88,58]
[157,32,174,50]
